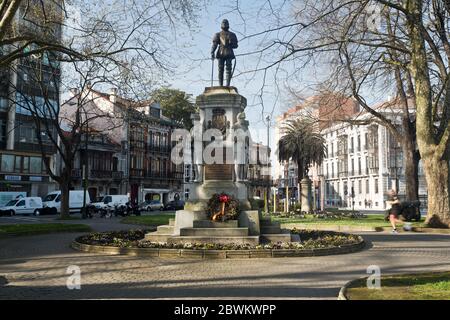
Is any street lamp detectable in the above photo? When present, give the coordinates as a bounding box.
[81,113,89,219]
[265,115,271,214]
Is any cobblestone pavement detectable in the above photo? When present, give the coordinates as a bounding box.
[0,231,449,300]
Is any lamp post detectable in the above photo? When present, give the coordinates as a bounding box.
[81,115,88,219]
[265,115,271,214]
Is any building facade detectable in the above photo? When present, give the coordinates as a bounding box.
[0,3,61,198]
[273,94,359,207]
[248,143,272,200]
[69,131,123,200]
[61,88,184,205]
[320,117,427,211]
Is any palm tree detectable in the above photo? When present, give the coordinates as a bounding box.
[278,119,326,211]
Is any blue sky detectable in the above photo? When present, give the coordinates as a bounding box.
[167,1,301,151]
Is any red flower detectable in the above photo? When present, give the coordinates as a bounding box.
[219,194,229,203]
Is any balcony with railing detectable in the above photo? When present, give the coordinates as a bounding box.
[129,169,183,180]
[71,168,124,180]
[147,144,171,154]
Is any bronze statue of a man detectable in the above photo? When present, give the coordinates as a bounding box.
[211,19,238,87]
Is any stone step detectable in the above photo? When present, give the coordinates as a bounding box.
[144,232,172,243]
[169,219,175,226]
[260,219,280,227]
[180,227,249,237]
[167,236,260,246]
[193,220,239,228]
[260,234,292,243]
[260,225,282,234]
[157,225,174,234]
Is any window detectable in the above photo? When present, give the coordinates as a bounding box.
[358,180,362,194]
[358,158,362,175]
[17,200,25,207]
[0,97,8,110]
[1,154,14,172]
[23,157,29,173]
[365,156,369,174]
[365,132,368,149]
[357,135,361,151]
[30,157,42,174]
[366,179,369,194]
[15,156,21,172]
[0,120,6,143]
[351,158,354,175]
[375,178,379,194]
[350,137,354,153]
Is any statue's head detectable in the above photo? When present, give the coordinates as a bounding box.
[221,19,230,31]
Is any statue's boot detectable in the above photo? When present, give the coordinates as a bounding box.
[218,69,224,86]
[226,68,232,87]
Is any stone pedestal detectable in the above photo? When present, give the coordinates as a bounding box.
[145,86,297,245]
[187,180,251,211]
[301,177,313,213]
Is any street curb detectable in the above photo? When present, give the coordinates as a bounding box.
[338,270,450,300]
[338,277,365,300]
[281,223,450,234]
[71,236,366,259]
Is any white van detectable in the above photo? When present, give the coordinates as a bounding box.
[42,190,90,214]
[91,195,129,211]
[0,197,43,216]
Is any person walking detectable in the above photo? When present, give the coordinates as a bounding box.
[386,189,403,233]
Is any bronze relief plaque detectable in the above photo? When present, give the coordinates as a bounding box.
[205,164,233,181]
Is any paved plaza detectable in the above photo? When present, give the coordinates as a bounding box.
[0,222,449,299]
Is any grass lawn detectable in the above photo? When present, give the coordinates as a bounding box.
[346,272,450,300]
[0,223,91,236]
[272,214,427,228]
[121,214,175,226]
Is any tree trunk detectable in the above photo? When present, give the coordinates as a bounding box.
[423,156,450,228]
[60,171,71,219]
[402,139,419,202]
[407,0,450,228]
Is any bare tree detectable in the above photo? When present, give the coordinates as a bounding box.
[1,0,203,218]
[231,0,449,227]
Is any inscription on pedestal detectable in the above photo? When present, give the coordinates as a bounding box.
[205,164,233,181]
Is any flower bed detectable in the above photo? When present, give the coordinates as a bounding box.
[75,229,362,251]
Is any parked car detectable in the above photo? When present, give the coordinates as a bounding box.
[0,197,43,216]
[140,200,164,212]
[91,195,129,212]
[164,200,185,211]
[42,190,90,215]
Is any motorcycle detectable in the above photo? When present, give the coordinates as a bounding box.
[126,202,141,216]
[99,204,114,219]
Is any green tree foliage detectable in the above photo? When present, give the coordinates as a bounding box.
[152,88,196,129]
[278,118,326,183]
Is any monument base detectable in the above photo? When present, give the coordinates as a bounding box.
[187,180,252,210]
[145,209,295,245]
